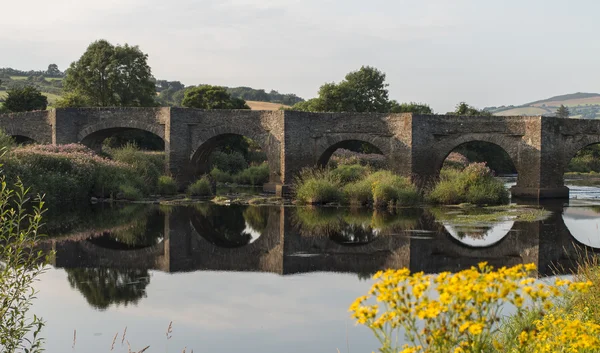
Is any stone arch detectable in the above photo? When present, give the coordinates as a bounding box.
[77,120,166,150]
[434,135,522,174]
[313,134,398,169]
[563,139,600,174]
[189,125,280,183]
[78,237,165,269]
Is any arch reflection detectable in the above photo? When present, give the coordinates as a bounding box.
[444,221,514,248]
[562,206,600,249]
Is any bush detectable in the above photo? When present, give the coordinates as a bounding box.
[107,143,165,193]
[343,178,373,205]
[210,151,248,174]
[294,168,344,204]
[427,162,509,205]
[157,175,177,195]
[119,184,143,201]
[0,144,146,203]
[332,164,369,183]
[187,176,213,197]
[368,171,420,207]
[210,167,233,183]
[234,163,269,186]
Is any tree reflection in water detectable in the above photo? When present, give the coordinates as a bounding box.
[191,204,268,248]
[66,268,150,310]
[87,210,164,249]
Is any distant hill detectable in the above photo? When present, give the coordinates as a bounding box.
[245,101,289,110]
[486,92,600,119]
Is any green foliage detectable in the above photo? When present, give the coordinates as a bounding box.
[210,167,233,183]
[332,163,370,183]
[291,66,390,113]
[187,176,213,196]
[556,104,570,119]
[182,85,250,109]
[0,129,15,151]
[157,175,177,195]
[53,91,89,108]
[63,39,156,107]
[453,142,517,174]
[368,171,420,207]
[233,163,269,186]
[210,151,248,174]
[389,101,433,114]
[4,85,48,112]
[118,184,143,201]
[427,162,510,205]
[242,206,269,233]
[107,144,165,193]
[294,168,344,204]
[0,176,49,353]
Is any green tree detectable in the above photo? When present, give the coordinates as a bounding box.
[556,104,570,119]
[447,102,492,116]
[389,101,433,114]
[54,92,89,108]
[291,66,391,113]
[63,39,156,107]
[46,64,61,77]
[4,86,48,112]
[182,85,250,109]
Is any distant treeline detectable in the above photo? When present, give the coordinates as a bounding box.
[156,80,304,106]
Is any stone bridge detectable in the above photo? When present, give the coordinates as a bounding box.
[3,108,600,198]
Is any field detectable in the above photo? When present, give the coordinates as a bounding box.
[494,106,551,116]
[531,96,600,107]
[0,91,61,105]
[246,101,289,110]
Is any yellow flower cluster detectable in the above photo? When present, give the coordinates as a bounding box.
[515,310,600,352]
[349,263,593,353]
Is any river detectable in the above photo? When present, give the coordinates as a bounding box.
[31,182,600,352]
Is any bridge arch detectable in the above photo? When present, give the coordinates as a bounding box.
[11,135,36,145]
[434,136,522,176]
[77,120,166,150]
[189,125,279,183]
[313,134,400,170]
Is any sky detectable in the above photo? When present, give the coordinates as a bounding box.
[2,0,600,112]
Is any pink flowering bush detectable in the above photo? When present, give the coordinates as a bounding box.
[1,144,148,203]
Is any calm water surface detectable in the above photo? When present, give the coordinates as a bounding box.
[33,183,600,352]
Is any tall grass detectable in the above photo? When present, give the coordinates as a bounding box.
[427,162,509,205]
[210,162,269,186]
[294,166,419,207]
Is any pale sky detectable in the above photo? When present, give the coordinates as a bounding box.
[2,0,600,112]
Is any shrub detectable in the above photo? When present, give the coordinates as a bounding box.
[343,178,373,205]
[210,167,233,183]
[294,168,344,204]
[157,175,177,195]
[234,163,269,186]
[332,164,370,183]
[119,184,143,201]
[107,143,165,193]
[427,162,509,205]
[187,176,213,197]
[367,170,419,207]
[210,151,248,174]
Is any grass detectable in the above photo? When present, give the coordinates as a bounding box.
[429,205,550,224]
[294,166,420,207]
[157,175,177,195]
[427,163,509,205]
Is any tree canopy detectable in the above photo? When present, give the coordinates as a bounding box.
[291,66,392,113]
[63,39,156,107]
[389,101,433,114]
[4,86,48,112]
[182,85,250,109]
[556,104,570,119]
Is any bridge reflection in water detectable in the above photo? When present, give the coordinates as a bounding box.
[41,202,599,280]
